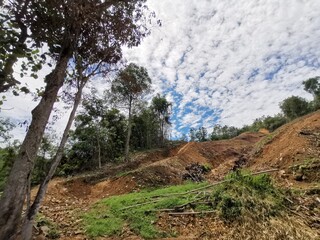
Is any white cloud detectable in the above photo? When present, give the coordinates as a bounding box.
[123,0,320,136]
[3,0,320,141]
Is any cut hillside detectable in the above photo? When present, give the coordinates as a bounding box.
[113,132,265,188]
[31,113,320,239]
[247,111,320,188]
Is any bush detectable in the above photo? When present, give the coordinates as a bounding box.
[219,195,242,220]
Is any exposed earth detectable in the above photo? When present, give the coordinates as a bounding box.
[33,111,320,239]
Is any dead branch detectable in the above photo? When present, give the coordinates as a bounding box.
[156,169,279,198]
[120,198,163,210]
[120,169,279,211]
[168,210,216,216]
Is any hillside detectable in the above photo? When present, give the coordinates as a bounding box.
[33,112,320,239]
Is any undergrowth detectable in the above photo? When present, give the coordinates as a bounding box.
[83,171,285,239]
[36,213,60,239]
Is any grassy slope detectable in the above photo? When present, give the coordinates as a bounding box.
[83,172,286,239]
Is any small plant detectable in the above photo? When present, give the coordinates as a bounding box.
[219,195,242,221]
[35,214,60,239]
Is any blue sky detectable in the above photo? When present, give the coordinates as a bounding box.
[122,0,320,138]
[2,0,320,141]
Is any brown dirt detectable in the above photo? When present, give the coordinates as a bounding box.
[33,112,320,239]
[247,111,320,188]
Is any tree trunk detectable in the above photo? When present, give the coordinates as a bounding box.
[20,79,85,240]
[97,126,102,169]
[0,52,71,239]
[124,98,132,162]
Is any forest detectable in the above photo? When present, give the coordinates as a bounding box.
[0,1,320,239]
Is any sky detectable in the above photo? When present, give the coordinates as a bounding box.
[2,0,320,141]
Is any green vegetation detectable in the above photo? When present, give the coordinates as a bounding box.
[83,171,284,239]
[289,157,320,181]
[0,147,16,192]
[84,182,208,238]
[35,214,60,239]
[279,96,310,120]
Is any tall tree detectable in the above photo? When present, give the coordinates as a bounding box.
[0,1,154,238]
[151,94,171,146]
[111,63,151,161]
[131,103,158,149]
[20,52,115,238]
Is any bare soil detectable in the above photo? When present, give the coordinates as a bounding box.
[33,111,320,239]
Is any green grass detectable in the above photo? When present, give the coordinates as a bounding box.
[83,171,285,239]
[83,182,208,238]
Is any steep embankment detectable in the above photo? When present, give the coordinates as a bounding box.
[247,111,320,188]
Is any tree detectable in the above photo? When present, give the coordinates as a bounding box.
[131,104,158,149]
[303,76,320,98]
[151,94,171,146]
[189,127,208,142]
[0,1,154,238]
[189,128,197,142]
[0,117,15,143]
[0,0,33,93]
[280,96,310,120]
[303,76,320,110]
[210,124,239,140]
[20,52,108,238]
[195,127,208,142]
[66,95,126,172]
[111,63,151,161]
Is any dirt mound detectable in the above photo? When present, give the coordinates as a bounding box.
[120,132,265,188]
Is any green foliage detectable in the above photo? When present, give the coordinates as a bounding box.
[189,127,208,142]
[260,114,287,131]
[242,114,287,133]
[210,125,240,140]
[83,172,284,238]
[131,107,159,150]
[280,96,310,120]
[219,195,242,220]
[0,1,44,92]
[303,76,320,110]
[303,76,320,97]
[151,94,172,146]
[64,104,126,173]
[111,63,152,105]
[31,135,57,185]
[0,146,17,192]
[213,171,284,221]
[35,214,60,239]
[0,117,15,143]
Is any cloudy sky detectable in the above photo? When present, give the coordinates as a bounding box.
[123,0,320,137]
[2,0,320,141]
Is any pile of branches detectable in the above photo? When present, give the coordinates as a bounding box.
[182,163,210,182]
